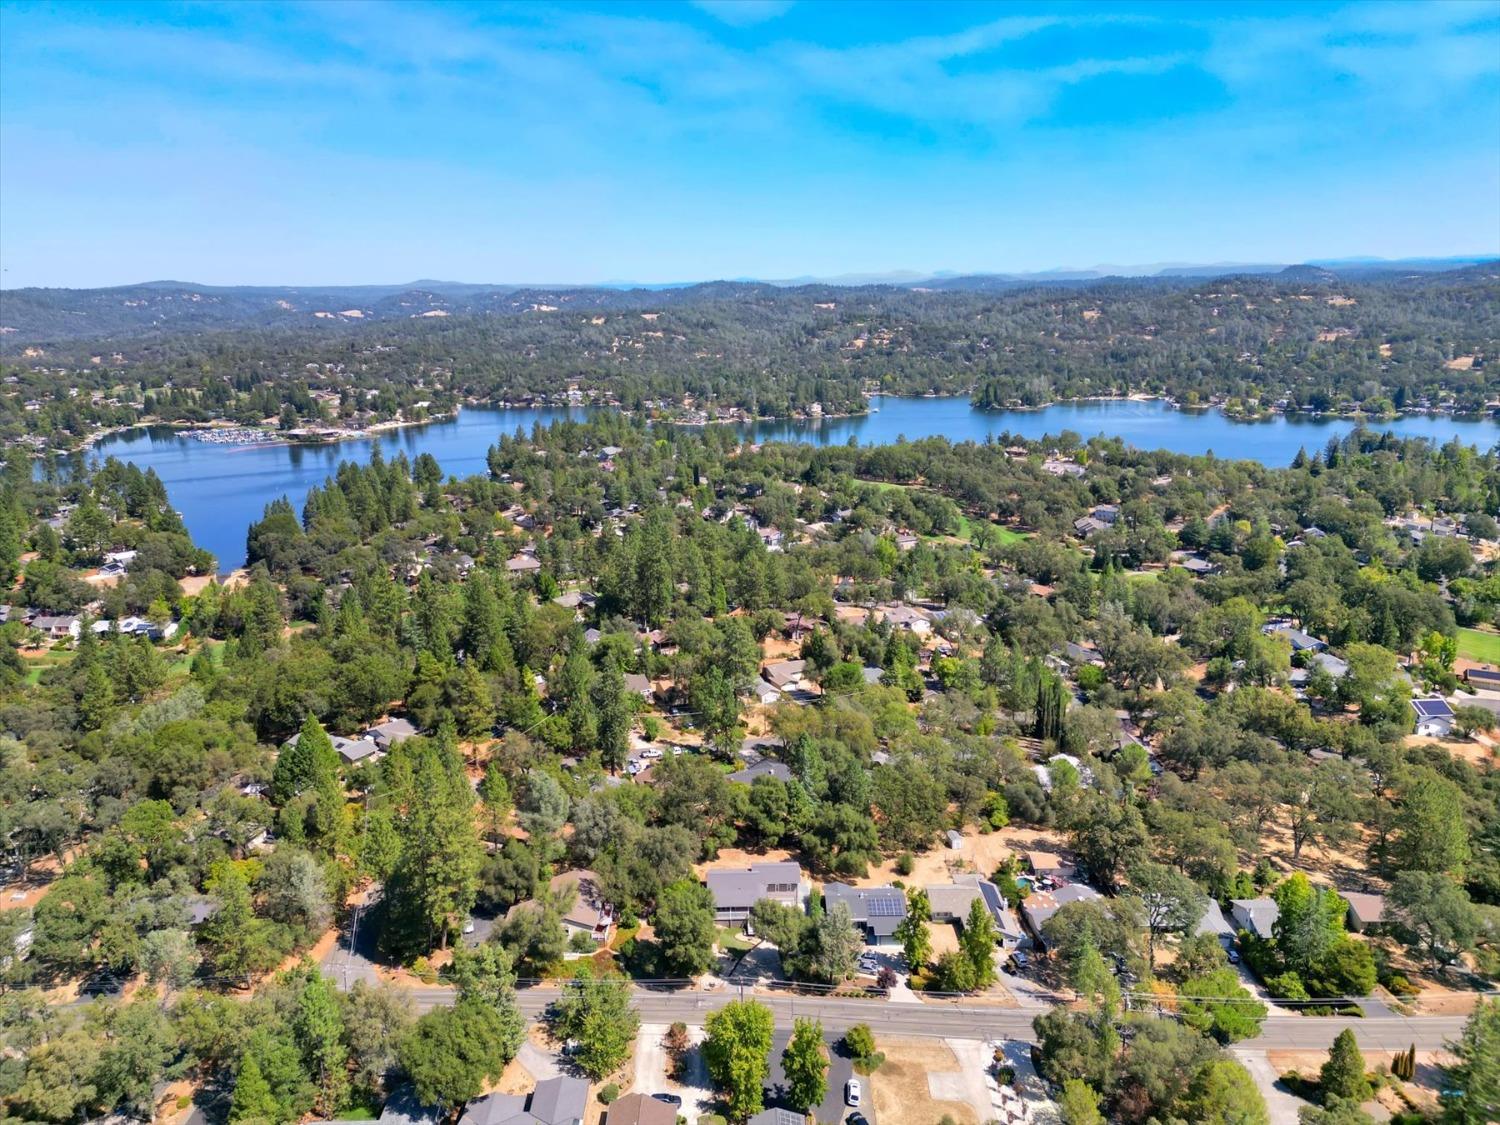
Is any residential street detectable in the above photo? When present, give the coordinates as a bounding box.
[400,983,1474,1051]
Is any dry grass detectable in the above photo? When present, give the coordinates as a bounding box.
[870,1039,978,1125]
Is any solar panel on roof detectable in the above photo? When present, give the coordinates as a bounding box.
[868,897,904,917]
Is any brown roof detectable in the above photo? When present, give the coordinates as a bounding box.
[606,1095,677,1125]
[551,869,613,932]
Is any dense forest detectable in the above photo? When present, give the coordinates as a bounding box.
[2,266,1495,451]
[1,415,1499,1122]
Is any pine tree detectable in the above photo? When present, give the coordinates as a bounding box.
[1320,1028,1370,1103]
[229,1054,280,1125]
[293,973,349,1116]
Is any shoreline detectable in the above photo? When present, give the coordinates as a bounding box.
[43,395,1499,459]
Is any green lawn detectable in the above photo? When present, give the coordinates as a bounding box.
[22,649,73,685]
[1458,627,1500,664]
[716,926,754,952]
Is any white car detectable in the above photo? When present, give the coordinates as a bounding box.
[845,1079,862,1107]
[640,747,663,759]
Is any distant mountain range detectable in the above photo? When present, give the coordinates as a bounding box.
[1,257,1494,344]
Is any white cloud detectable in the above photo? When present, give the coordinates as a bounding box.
[690,1,794,28]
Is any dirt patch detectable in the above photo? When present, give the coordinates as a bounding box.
[692,846,797,881]
[849,825,1058,890]
[1445,355,1476,370]
[929,921,961,958]
[870,1038,978,1125]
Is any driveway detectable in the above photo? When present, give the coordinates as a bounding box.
[635,1024,714,1123]
[1231,1048,1309,1125]
[765,1028,873,1125]
[321,888,383,990]
[725,942,783,984]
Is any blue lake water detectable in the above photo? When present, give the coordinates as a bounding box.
[77,397,1499,571]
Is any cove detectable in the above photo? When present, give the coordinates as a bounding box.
[76,397,1499,572]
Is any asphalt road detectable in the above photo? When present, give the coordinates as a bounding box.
[405,984,1471,1051]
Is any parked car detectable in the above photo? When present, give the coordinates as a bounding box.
[857,954,879,973]
[640,747,663,759]
[652,1094,682,1107]
[845,1079,862,1107]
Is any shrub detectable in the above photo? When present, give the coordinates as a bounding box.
[895,853,915,877]
[1265,971,1309,1001]
[409,955,438,984]
[599,1084,619,1105]
[1383,973,1420,998]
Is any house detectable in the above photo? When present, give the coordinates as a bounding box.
[1026,851,1071,880]
[861,665,883,685]
[605,1094,677,1125]
[32,615,81,641]
[750,677,782,705]
[1264,623,1327,653]
[366,718,420,750]
[1463,667,1500,690]
[622,673,653,701]
[505,553,542,575]
[821,883,907,945]
[334,736,383,765]
[727,758,792,785]
[1289,652,1350,690]
[1063,641,1104,667]
[746,1111,805,1125]
[894,532,919,552]
[1021,884,1104,944]
[705,861,806,925]
[379,1087,443,1125]
[1342,892,1386,933]
[1229,897,1280,941]
[458,1077,589,1125]
[762,660,807,691]
[1412,696,1455,737]
[882,605,932,635]
[113,615,178,641]
[550,869,615,944]
[552,590,596,611]
[1091,504,1121,525]
[1177,554,1219,576]
[1042,459,1086,478]
[1073,516,1110,537]
[926,875,1024,948]
[1195,901,1236,949]
[283,729,384,766]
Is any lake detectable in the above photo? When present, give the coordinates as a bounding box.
[77,397,1499,572]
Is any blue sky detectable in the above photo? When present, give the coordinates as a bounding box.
[2,0,1498,287]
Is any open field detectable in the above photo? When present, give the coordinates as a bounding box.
[1457,626,1500,664]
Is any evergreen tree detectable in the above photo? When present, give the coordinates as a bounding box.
[1320,1029,1370,1104]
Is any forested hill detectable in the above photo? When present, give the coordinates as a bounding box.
[2,263,1495,345]
[2,265,1496,425]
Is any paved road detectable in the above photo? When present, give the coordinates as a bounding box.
[405,984,1470,1051]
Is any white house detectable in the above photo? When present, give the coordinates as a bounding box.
[1412,696,1455,738]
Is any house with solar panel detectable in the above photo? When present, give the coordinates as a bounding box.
[821,883,907,945]
[1411,696,1455,737]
